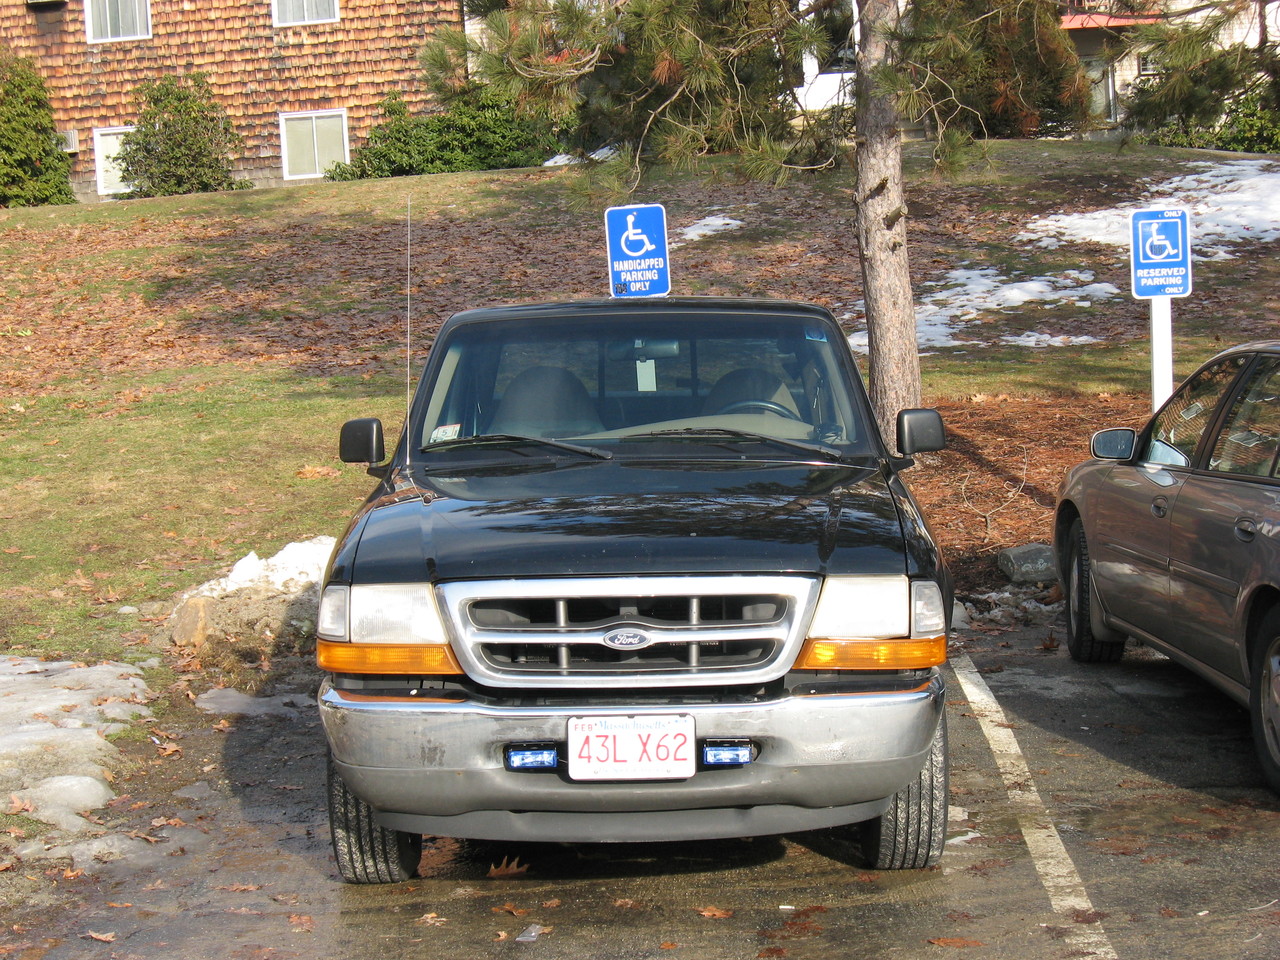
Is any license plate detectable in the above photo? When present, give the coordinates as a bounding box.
[567,714,695,781]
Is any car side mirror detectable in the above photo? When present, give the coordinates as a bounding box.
[897,408,946,456]
[1090,428,1137,461]
[340,418,385,464]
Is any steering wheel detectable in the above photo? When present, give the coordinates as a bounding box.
[713,399,804,421]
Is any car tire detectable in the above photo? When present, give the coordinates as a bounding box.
[1249,609,1280,794]
[859,715,948,870]
[328,754,422,884]
[1064,518,1125,663]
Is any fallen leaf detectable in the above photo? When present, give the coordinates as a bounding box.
[541,899,561,908]
[6,795,33,815]
[487,856,529,878]
[493,902,529,917]
[289,914,314,932]
[696,906,734,919]
[1071,909,1108,924]
[216,883,262,892]
[927,937,985,947]
[157,743,183,758]
[296,465,340,480]
[82,931,116,943]
[661,942,680,950]
[413,913,447,926]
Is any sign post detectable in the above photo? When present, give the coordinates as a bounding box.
[605,204,670,298]
[1129,208,1192,410]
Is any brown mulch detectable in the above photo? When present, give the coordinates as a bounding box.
[919,393,1152,592]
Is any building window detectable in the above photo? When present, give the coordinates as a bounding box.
[93,126,135,197]
[86,0,151,42]
[280,110,349,180]
[273,0,339,27]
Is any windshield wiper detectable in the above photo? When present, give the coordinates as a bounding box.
[422,433,612,460]
[624,428,854,463]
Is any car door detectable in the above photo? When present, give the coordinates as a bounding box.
[1090,356,1249,641]
[1167,354,1280,684]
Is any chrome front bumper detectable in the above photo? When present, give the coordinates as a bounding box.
[319,672,945,843]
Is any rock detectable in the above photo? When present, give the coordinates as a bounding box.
[170,594,217,649]
[997,543,1056,584]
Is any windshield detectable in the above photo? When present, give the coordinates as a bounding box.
[414,312,874,459]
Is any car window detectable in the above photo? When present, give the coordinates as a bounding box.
[1142,357,1246,467]
[1208,356,1280,478]
[416,313,871,454]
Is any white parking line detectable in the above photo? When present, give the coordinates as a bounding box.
[951,652,1120,960]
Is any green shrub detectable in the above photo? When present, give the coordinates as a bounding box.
[1134,93,1280,154]
[0,51,75,207]
[116,73,249,197]
[327,91,557,181]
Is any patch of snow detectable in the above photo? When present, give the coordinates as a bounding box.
[1017,158,1280,259]
[194,687,312,718]
[670,215,745,248]
[543,145,619,166]
[1002,333,1102,348]
[848,158,1280,353]
[189,535,334,600]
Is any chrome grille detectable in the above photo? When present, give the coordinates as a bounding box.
[438,576,820,689]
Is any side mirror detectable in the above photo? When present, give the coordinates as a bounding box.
[339,418,385,464]
[1090,427,1136,461]
[897,408,946,456]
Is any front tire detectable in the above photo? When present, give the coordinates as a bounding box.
[1064,518,1125,663]
[1249,610,1280,794]
[328,755,422,884]
[859,715,948,870]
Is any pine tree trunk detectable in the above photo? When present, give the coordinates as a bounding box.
[854,0,921,451]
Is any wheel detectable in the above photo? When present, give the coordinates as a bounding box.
[328,754,422,883]
[713,399,803,420]
[1249,610,1280,794]
[859,714,948,870]
[1064,518,1125,663]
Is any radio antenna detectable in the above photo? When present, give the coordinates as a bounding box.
[404,196,412,469]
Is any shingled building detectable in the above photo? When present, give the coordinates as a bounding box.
[2,0,461,201]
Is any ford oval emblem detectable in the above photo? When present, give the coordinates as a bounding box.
[603,629,653,650]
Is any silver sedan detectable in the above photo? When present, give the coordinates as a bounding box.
[1054,340,1280,792]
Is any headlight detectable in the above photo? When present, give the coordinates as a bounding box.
[795,576,947,670]
[316,583,461,675]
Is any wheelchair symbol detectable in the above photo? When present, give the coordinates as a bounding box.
[619,213,656,257]
[1140,221,1180,261]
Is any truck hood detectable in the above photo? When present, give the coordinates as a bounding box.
[343,458,918,583]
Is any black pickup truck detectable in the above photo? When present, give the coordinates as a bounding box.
[317,297,951,882]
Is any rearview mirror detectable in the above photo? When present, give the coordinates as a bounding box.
[897,408,946,456]
[340,417,385,464]
[1090,428,1136,461]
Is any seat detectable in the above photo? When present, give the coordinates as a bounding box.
[487,366,604,438]
[702,368,802,419]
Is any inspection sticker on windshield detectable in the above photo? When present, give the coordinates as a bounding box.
[429,424,461,443]
[568,714,695,780]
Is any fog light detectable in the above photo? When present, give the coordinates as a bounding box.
[506,745,558,770]
[703,740,753,766]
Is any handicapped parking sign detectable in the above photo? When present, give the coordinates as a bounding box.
[605,204,670,298]
[1130,208,1192,299]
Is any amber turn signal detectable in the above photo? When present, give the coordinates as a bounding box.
[316,640,464,675]
[794,636,947,670]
